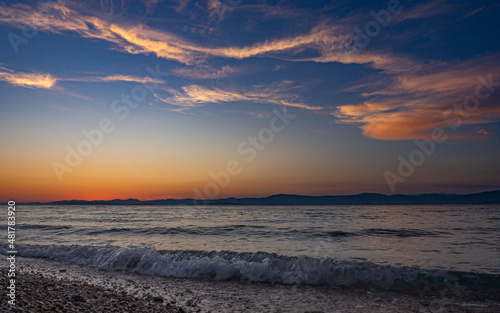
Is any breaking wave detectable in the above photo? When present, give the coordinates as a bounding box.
[3,244,499,298]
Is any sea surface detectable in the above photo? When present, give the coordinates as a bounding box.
[5,204,500,296]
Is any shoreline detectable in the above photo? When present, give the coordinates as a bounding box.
[1,271,183,312]
[2,257,499,312]
[2,264,184,313]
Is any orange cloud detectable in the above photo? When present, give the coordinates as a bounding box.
[334,56,500,140]
[172,65,241,79]
[0,2,404,71]
[155,82,321,110]
[63,75,164,84]
[394,0,454,23]
[477,129,494,135]
[0,66,164,90]
[0,67,56,89]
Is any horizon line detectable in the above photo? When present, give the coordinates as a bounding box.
[15,189,500,204]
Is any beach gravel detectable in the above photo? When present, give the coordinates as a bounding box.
[3,257,499,313]
[1,269,184,313]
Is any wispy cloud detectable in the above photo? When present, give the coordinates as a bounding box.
[334,55,500,140]
[240,3,306,20]
[206,0,234,21]
[63,75,164,84]
[394,0,454,23]
[4,1,498,138]
[0,67,56,89]
[0,2,408,72]
[0,66,163,90]
[142,0,163,15]
[154,81,321,111]
[173,0,191,13]
[465,6,487,18]
[172,65,241,79]
[477,129,494,135]
[99,0,125,15]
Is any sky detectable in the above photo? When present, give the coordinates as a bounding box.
[0,0,499,202]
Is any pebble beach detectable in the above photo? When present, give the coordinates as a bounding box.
[2,269,184,313]
[2,257,499,313]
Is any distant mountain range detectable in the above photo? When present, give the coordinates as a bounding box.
[25,190,500,205]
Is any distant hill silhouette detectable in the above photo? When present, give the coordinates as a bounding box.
[24,190,500,205]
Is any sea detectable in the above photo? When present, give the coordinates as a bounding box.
[4,204,500,307]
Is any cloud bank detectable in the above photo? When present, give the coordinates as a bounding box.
[334,56,500,140]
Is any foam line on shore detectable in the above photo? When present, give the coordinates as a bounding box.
[2,244,499,299]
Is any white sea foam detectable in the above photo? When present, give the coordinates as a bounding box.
[5,243,496,295]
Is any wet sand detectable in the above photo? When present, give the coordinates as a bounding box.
[3,257,499,313]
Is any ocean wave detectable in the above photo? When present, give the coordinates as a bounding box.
[361,228,442,237]
[2,244,499,298]
[85,225,274,236]
[52,224,445,239]
[19,224,73,230]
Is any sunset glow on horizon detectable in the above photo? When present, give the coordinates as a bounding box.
[1,0,499,202]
